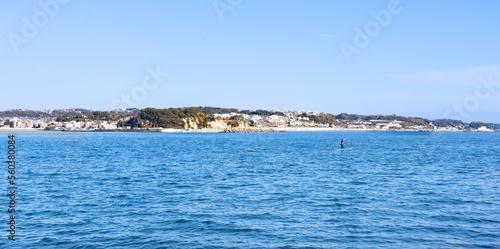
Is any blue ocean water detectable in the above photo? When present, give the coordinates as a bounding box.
[1,131,499,248]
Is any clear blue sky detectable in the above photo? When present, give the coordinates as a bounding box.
[1,0,500,122]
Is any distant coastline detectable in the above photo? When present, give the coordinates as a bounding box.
[0,127,491,133]
[1,107,498,133]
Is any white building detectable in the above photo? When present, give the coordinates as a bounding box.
[9,118,23,128]
[99,121,118,130]
[370,120,402,130]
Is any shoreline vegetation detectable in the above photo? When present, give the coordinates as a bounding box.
[0,107,498,133]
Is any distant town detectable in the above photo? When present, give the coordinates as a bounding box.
[0,107,498,133]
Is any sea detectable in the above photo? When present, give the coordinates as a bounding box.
[1,131,499,248]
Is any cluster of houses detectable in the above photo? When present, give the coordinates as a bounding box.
[213,110,329,128]
[346,120,404,130]
[0,117,47,129]
[214,111,412,130]
[51,120,119,131]
[0,117,119,131]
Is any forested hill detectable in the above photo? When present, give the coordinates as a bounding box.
[122,108,214,129]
